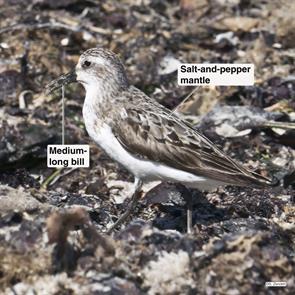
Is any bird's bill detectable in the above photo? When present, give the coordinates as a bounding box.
[45,70,77,95]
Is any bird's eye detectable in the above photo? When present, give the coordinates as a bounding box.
[83,60,91,68]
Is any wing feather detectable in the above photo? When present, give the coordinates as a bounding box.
[112,100,271,188]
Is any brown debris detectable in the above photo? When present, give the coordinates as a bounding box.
[47,207,115,272]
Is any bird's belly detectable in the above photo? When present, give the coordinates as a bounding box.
[85,122,223,190]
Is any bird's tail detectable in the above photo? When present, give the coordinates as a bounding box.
[237,170,278,188]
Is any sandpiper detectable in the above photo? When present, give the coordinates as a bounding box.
[46,48,273,233]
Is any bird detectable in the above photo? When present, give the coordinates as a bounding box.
[46,48,273,234]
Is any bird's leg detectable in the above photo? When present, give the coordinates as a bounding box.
[107,178,143,233]
[186,193,193,234]
[177,184,193,234]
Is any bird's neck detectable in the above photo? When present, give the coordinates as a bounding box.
[83,82,127,122]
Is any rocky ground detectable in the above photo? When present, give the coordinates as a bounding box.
[0,0,294,294]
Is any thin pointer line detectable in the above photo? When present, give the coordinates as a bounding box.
[62,85,65,145]
[168,86,199,118]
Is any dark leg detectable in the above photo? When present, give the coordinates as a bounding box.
[107,178,143,233]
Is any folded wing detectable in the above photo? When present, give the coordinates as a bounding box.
[112,101,272,188]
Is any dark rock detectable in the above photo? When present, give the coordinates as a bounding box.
[0,70,21,106]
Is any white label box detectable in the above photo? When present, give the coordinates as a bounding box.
[178,63,254,86]
[47,145,90,168]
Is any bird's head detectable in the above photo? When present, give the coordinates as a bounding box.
[76,48,129,91]
[46,48,129,95]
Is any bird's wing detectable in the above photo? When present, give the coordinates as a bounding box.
[112,101,271,188]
